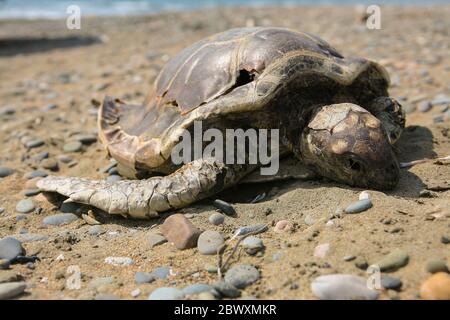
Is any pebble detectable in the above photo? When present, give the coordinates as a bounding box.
[24,170,48,179]
[311,274,379,300]
[0,208,4,214]
[88,225,105,236]
[197,230,225,255]
[31,151,49,162]
[418,101,432,112]
[374,249,409,272]
[23,189,40,197]
[151,266,171,280]
[208,212,225,225]
[426,259,449,274]
[274,220,293,233]
[147,232,167,248]
[304,215,315,226]
[212,281,241,298]
[43,213,79,226]
[106,175,123,182]
[14,233,48,243]
[242,236,264,255]
[63,141,82,153]
[224,264,260,289]
[420,272,450,300]
[314,243,330,258]
[213,199,236,216]
[76,134,97,144]
[25,139,44,149]
[0,167,14,178]
[344,199,372,214]
[15,199,35,213]
[359,191,370,200]
[380,275,402,291]
[197,292,216,300]
[57,154,73,163]
[148,287,185,300]
[161,214,201,250]
[104,257,133,266]
[135,272,155,284]
[182,284,217,296]
[0,282,27,300]
[205,264,218,273]
[441,236,449,244]
[130,288,141,298]
[41,158,59,171]
[343,255,356,261]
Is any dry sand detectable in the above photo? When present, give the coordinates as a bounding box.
[0,5,449,300]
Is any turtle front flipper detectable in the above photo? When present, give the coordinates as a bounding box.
[366,97,405,145]
[37,158,250,219]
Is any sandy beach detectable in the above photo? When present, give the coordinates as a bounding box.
[0,5,449,300]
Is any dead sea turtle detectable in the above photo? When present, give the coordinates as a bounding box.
[38,27,405,219]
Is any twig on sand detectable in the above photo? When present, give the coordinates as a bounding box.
[216,224,268,280]
[400,155,450,168]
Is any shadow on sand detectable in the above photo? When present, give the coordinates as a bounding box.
[0,36,101,56]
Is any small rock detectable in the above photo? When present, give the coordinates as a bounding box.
[224,264,260,289]
[213,199,236,216]
[441,236,450,244]
[43,213,78,226]
[40,158,58,171]
[57,155,73,163]
[426,259,449,274]
[88,225,105,236]
[311,274,378,300]
[344,199,373,214]
[63,141,83,153]
[0,208,4,214]
[373,249,409,272]
[14,233,48,243]
[343,255,356,262]
[0,167,14,178]
[380,275,402,291]
[15,199,35,213]
[0,237,24,260]
[0,282,27,300]
[205,264,218,273]
[24,177,42,189]
[25,139,44,149]
[106,175,122,182]
[161,214,201,250]
[208,213,225,225]
[104,257,133,266]
[418,101,432,112]
[148,287,185,300]
[274,220,293,233]
[314,243,330,259]
[241,236,264,255]
[182,284,217,296]
[420,272,450,300]
[359,191,370,200]
[212,281,241,298]
[197,230,225,255]
[151,266,171,280]
[75,134,97,144]
[135,272,155,284]
[24,170,48,179]
[304,215,315,226]
[148,233,167,248]
[23,189,40,197]
[130,288,141,297]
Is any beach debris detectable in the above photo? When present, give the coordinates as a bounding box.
[231,224,268,240]
[400,155,450,168]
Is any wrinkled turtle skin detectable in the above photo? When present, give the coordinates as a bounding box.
[38,27,405,219]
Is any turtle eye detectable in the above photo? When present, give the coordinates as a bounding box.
[346,157,362,172]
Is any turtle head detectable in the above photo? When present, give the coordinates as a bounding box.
[298,103,399,190]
